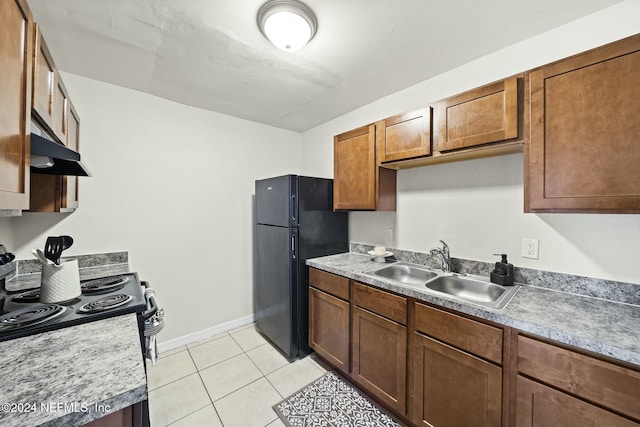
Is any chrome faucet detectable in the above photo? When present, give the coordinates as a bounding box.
[430,240,451,272]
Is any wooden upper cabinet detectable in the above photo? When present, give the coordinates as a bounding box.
[32,24,56,134]
[64,102,80,210]
[52,74,69,143]
[377,108,432,163]
[333,124,396,211]
[29,26,81,213]
[29,102,80,213]
[526,34,640,213]
[435,77,521,153]
[0,0,33,210]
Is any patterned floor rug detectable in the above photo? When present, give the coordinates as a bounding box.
[273,372,405,427]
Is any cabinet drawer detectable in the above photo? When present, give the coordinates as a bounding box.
[414,302,502,364]
[517,335,640,421]
[308,268,349,301]
[353,282,407,325]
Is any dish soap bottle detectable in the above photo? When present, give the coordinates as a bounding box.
[490,253,514,286]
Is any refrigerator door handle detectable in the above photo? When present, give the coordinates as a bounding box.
[291,234,296,259]
[291,195,296,223]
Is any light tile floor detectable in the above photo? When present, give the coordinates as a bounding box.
[147,324,327,427]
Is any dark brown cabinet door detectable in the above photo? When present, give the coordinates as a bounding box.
[352,306,407,414]
[308,287,350,374]
[33,25,71,145]
[32,25,56,132]
[62,102,80,211]
[515,375,639,427]
[516,334,640,422]
[0,0,32,210]
[435,77,520,152]
[334,124,376,210]
[333,124,396,211]
[29,92,80,213]
[51,75,68,143]
[413,332,502,427]
[526,34,640,213]
[84,402,143,427]
[377,108,432,163]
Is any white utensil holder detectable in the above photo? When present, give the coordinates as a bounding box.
[40,259,81,303]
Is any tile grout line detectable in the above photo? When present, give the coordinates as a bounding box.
[187,334,228,426]
[165,402,211,427]
[229,331,286,400]
[151,325,311,427]
[227,330,285,426]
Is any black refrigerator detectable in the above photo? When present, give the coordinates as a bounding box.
[254,175,348,360]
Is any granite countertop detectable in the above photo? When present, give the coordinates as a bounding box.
[6,254,130,293]
[307,252,640,367]
[0,314,147,427]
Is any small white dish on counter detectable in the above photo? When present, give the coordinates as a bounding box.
[368,250,394,263]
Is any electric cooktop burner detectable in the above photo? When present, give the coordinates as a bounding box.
[81,275,130,294]
[78,294,132,314]
[0,304,67,331]
[0,272,146,342]
[11,289,41,303]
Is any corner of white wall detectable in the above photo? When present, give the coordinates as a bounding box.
[0,218,15,249]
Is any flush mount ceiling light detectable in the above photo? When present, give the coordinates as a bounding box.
[257,0,318,52]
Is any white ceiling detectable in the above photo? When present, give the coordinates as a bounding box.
[28,0,623,132]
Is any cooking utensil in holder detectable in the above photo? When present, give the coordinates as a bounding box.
[40,259,81,303]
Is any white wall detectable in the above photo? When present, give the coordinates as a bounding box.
[301,0,640,284]
[10,74,302,341]
[0,218,14,249]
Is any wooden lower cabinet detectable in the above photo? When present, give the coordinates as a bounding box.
[83,402,143,427]
[308,286,350,374]
[515,375,639,427]
[413,332,502,427]
[352,306,406,414]
[514,334,640,426]
[307,269,640,427]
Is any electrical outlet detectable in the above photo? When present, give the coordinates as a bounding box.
[522,238,539,259]
[387,227,396,244]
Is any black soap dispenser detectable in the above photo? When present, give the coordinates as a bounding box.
[490,254,514,286]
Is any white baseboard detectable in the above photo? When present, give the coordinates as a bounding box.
[157,313,255,354]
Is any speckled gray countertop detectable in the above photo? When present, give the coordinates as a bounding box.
[0,313,146,427]
[5,252,130,292]
[307,252,640,367]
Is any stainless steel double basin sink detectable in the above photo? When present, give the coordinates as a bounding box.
[365,262,519,309]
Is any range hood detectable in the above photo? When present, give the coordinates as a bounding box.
[30,133,91,177]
